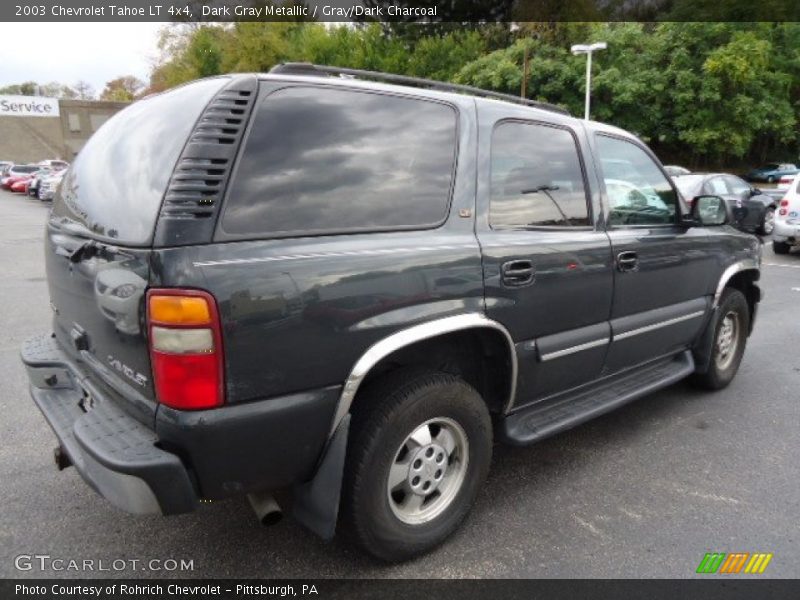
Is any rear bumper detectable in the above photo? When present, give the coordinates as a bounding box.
[21,334,197,515]
[772,220,800,243]
[21,333,342,513]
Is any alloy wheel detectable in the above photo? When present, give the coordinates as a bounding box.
[387,417,469,525]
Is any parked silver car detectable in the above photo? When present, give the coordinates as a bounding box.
[36,169,65,201]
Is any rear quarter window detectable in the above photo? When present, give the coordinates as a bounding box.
[219,86,458,238]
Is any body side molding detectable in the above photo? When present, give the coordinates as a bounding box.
[328,313,517,438]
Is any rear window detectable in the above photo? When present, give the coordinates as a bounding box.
[51,78,227,246]
[220,86,458,238]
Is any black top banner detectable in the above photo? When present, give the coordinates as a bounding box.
[2,0,800,23]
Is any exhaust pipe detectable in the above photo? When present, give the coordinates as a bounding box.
[247,492,283,526]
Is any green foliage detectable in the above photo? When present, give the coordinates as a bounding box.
[146,21,800,167]
[99,76,145,102]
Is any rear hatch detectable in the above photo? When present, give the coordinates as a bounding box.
[46,78,227,405]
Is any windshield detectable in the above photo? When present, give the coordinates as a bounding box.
[14,165,40,174]
[51,77,227,246]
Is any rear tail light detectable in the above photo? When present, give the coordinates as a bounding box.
[147,289,224,410]
[779,198,789,216]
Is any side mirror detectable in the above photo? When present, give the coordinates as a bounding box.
[750,188,761,197]
[691,195,730,226]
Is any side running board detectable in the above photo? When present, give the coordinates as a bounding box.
[501,351,695,446]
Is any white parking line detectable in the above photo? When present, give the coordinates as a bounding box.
[763,262,800,269]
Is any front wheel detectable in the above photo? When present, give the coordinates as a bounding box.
[758,207,775,235]
[691,288,749,390]
[341,369,492,562]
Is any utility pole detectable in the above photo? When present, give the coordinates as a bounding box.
[521,46,530,98]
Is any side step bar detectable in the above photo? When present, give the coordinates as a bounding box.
[501,351,695,446]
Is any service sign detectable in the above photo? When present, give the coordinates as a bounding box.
[0,94,60,118]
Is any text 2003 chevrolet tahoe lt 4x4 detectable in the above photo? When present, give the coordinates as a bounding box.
[22,64,761,562]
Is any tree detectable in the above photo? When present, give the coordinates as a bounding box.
[144,20,800,168]
[73,80,95,100]
[100,76,145,102]
[0,81,38,95]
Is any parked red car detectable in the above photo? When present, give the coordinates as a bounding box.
[10,177,33,193]
[1,165,40,190]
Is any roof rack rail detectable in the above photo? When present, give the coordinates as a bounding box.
[269,62,570,116]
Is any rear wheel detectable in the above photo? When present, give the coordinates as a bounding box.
[341,369,492,562]
[692,288,749,390]
[759,207,775,235]
[773,240,790,255]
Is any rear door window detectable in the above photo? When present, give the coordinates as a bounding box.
[489,121,590,228]
[220,86,458,238]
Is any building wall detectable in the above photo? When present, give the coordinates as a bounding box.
[0,98,128,163]
[58,99,128,159]
[0,114,64,163]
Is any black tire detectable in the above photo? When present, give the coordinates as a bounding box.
[691,288,749,390]
[758,207,775,236]
[773,240,790,255]
[341,368,492,562]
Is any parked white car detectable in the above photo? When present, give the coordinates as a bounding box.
[36,159,70,170]
[773,172,800,255]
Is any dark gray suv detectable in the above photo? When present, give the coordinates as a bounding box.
[22,64,761,562]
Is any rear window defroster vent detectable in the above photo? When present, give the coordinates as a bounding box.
[160,158,229,219]
[154,77,257,246]
[189,89,253,145]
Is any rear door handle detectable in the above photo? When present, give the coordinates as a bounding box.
[501,260,535,287]
[616,251,639,272]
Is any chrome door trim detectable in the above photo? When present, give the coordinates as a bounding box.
[328,313,517,438]
[613,311,705,341]
[539,337,609,361]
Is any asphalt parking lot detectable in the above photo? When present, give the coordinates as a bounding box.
[1,188,798,579]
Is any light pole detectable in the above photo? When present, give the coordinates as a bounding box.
[571,42,607,120]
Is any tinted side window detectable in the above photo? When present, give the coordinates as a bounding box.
[490,122,590,228]
[221,87,457,237]
[726,176,750,195]
[596,135,678,226]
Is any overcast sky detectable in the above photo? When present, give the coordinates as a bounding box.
[0,22,164,95]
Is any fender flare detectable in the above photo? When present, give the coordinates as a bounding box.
[327,313,518,438]
[713,259,759,308]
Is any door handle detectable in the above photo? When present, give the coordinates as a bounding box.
[616,251,639,272]
[501,260,535,287]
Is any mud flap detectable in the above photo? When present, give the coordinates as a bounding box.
[292,414,350,541]
[692,306,719,375]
